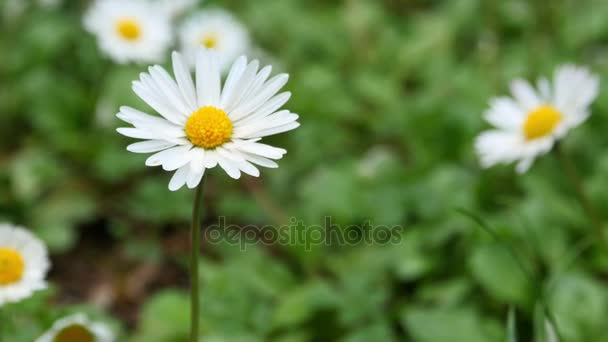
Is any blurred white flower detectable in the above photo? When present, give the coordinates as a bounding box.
[156,0,198,18]
[179,9,250,71]
[83,0,172,64]
[36,314,114,342]
[116,49,300,191]
[0,223,50,306]
[475,64,599,173]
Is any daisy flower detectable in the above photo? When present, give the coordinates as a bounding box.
[36,314,114,342]
[116,49,300,191]
[475,64,599,173]
[83,0,172,64]
[0,223,50,306]
[179,9,250,71]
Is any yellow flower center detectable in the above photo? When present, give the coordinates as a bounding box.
[0,248,25,285]
[200,34,218,48]
[185,106,233,149]
[116,18,141,41]
[523,105,563,140]
[54,324,95,342]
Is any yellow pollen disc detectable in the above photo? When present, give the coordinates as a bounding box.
[200,35,218,48]
[54,324,95,342]
[523,105,563,140]
[116,18,141,41]
[0,247,25,285]
[185,106,233,149]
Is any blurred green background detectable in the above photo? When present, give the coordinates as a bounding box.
[2,0,608,341]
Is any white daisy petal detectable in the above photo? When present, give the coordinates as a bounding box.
[202,149,219,168]
[217,147,260,177]
[235,92,292,125]
[190,148,206,173]
[216,154,241,179]
[169,165,190,191]
[221,56,248,108]
[172,51,198,111]
[196,49,221,107]
[127,140,176,153]
[117,127,161,140]
[238,121,301,139]
[224,60,260,112]
[186,166,205,189]
[149,65,192,115]
[510,79,541,111]
[233,142,287,160]
[483,97,526,131]
[229,74,289,121]
[145,145,193,171]
[132,81,186,125]
[238,151,280,168]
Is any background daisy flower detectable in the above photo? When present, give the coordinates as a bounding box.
[179,9,250,71]
[117,49,300,191]
[36,314,114,342]
[475,64,599,173]
[83,0,172,64]
[0,223,50,306]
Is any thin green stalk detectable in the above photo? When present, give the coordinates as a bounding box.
[457,208,537,285]
[457,209,565,341]
[555,144,608,253]
[190,176,206,342]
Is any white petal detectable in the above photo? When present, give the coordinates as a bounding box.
[145,145,193,171]
[236,121,300,139]
[169,165,189,191]
[510,79,540,111]
[127,140,176,153]
[172,51,198,111]
[474,130,522,169]
[483,97,525,131]
[220,56,248,108]
[236,112,299,136]
[217,147,259,177]
[202,149,219,168]
[238,151,279,168]
[216,154,241,179]
[235,92,291,125]
[516,157,535,174]
[224,60,259,112]
[238,65,272,106]
[229,74,289,121]
[117,128,160,140]
[195,49,221,107]
[233,142,287,159]
[149,65,191,115]
[132,81,186,125]
[190,148,206,173]
[186,166,205,188]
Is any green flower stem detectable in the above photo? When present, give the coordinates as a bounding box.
[555,144,608,253]
[190,176,206,342]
